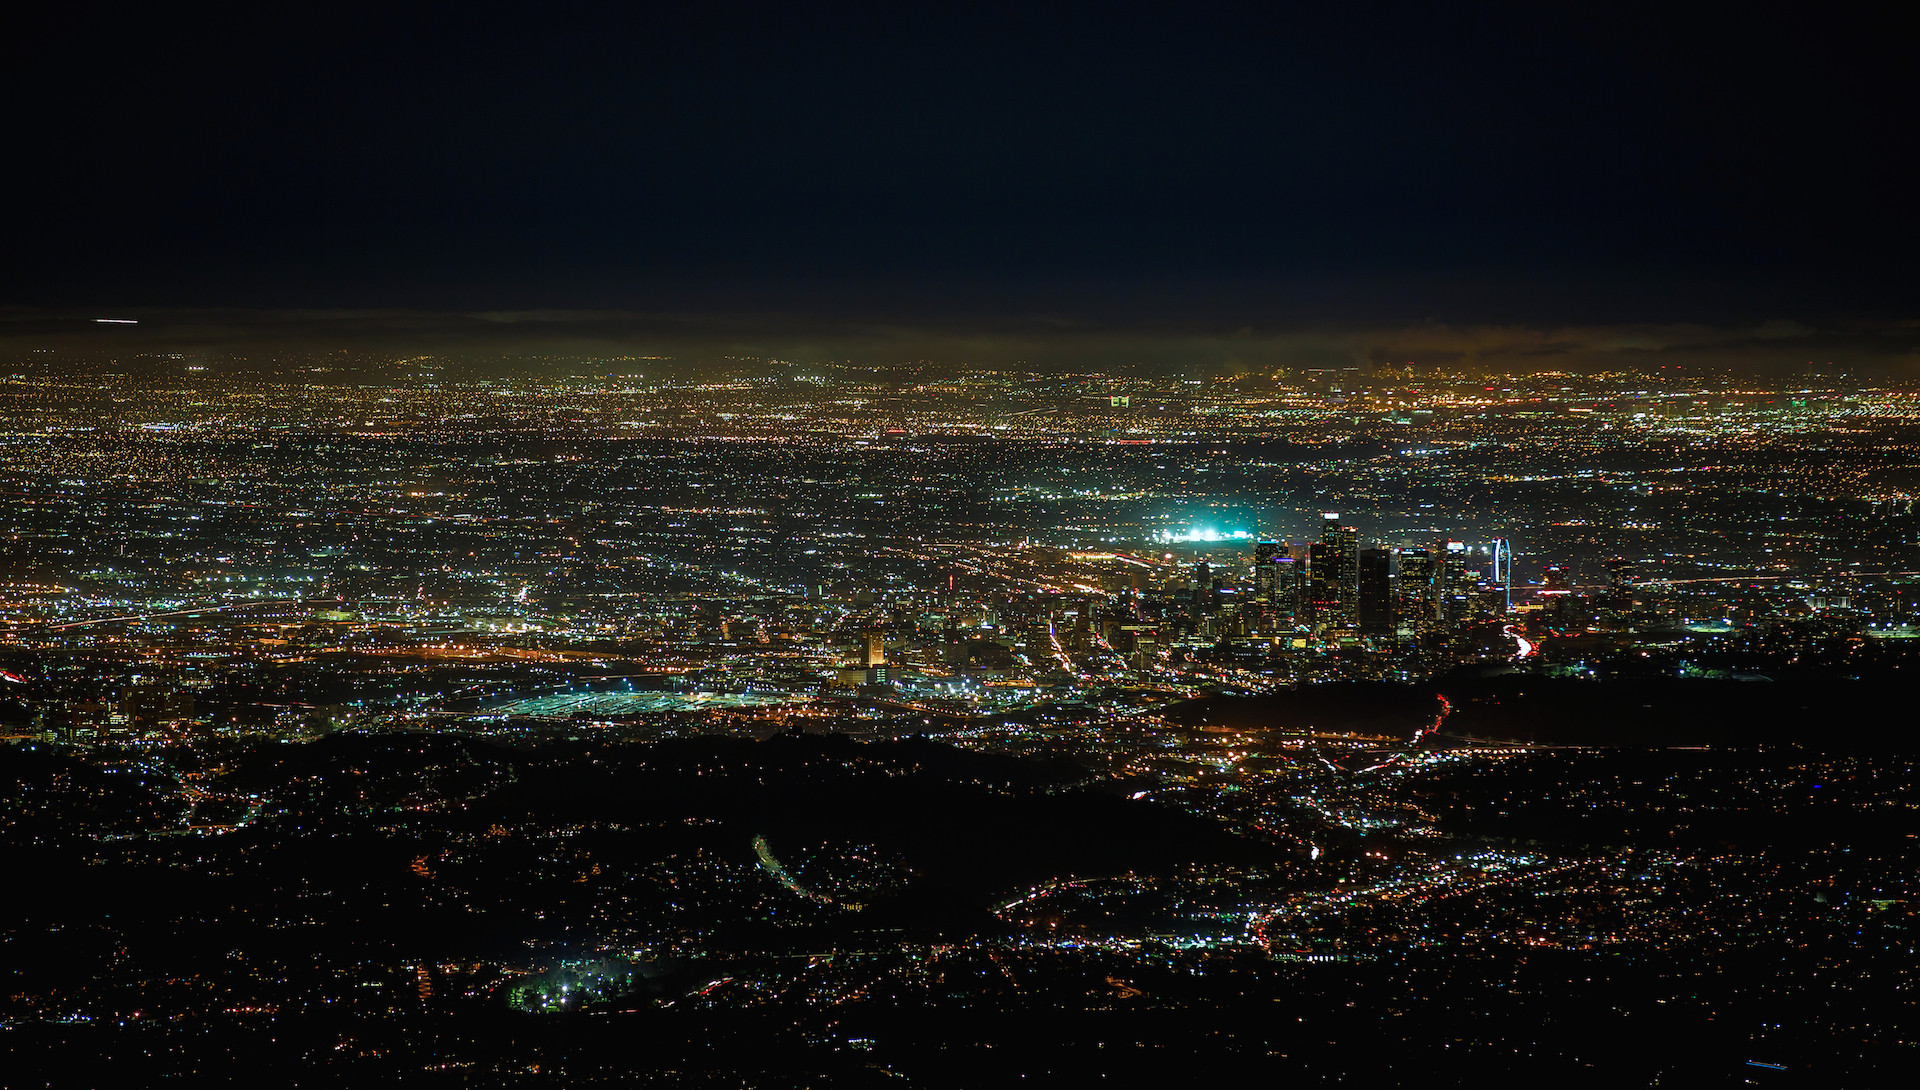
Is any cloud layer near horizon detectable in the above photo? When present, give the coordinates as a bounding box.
[4,308,1917,376]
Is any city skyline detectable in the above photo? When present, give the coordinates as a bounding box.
[5,357,1915,1084]
[8,3,1916,1084]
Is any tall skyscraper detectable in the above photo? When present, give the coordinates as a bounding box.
[1253,540,1282,603]
[1604,556,1635,591]
[1438,539,1471,624]
[1490,538,1513,612]
[1272,555,1303,626]
[1602,556,1636,613]
[861,629,886,667]
[1307,541,1335,622]
[1397,547,1434,629]
[1317,513,1359,624]
[1356,548,1392,632]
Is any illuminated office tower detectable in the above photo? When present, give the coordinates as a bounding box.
[1438,539,1471,624]
[861,629,886,667]
[1271,555,1303,625]
[1356,548,1392,633]
[1604,556,1635,588]
[1602,556,1637,612]
[1307,541,1335,622]
[122,680,193,736]
[1336,528,1359,615]
[1396,547,1434,630]
[1318,513,1359,622]
[1253,540,1282,603]
[1489,537,1514,612]
[1026,615,1054,657]
[1287,540,1313,620]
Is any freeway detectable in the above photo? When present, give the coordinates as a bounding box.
[1503,624,1538,659]
[1250,852,1592,953]
[38,598,336,631]
[1638,568,1920,587]
[752,834,845,907]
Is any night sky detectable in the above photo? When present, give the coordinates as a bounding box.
[7,2,1914,353]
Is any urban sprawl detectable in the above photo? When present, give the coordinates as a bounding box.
[3,356,1914,1085]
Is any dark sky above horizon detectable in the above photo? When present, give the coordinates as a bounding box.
[9,2,1914,330]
